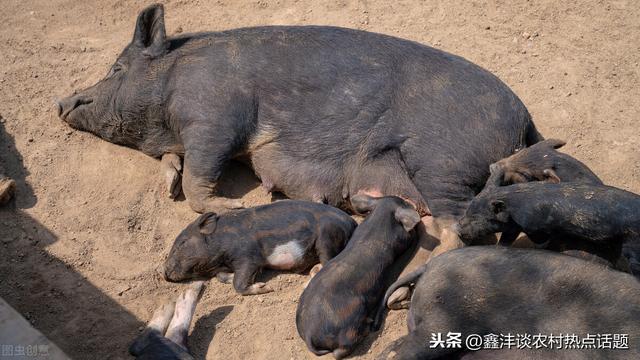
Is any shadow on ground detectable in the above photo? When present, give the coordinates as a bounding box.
[0,120,144,359]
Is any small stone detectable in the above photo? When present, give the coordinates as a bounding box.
[522,31,531,39]
[117,285,131,296]
[566,92,572,97]
[485,25,491,30]
[175,26,183,34]
[549,85,554,89]
[257,297,264,303]
[28,138,34,142]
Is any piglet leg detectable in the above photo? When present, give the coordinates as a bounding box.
[232,263,273,295]
[129,300,175,356]
[165,281,205,350]
[386,217,465,310]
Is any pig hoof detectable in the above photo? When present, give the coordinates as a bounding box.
[387,286,411,310]
[309,264,323,277]
[165,169,182,199]
[216,272,234,284]
[224,199,244,209]
[245,282,273,295]
[204,198,244,212]
[160,153,182,199]
[332,348,350,360]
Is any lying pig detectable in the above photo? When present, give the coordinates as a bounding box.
[379,247,640,359]
[457,182,640,267]
[486,139,602,187]
[164,200,356,295]
[56,3,541,222]
[129,281,204,360]
[296,195,420,359]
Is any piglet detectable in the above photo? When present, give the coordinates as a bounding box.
[457,182,640,269]
[129,281,204,360]
[379,247,640,360]
[486,139,602,187]
[296,195,420,359]
[164,200,357,295]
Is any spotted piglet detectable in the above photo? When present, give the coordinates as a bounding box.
[129,281,204,359]
[296,195,421,359]
[163,200,357,295]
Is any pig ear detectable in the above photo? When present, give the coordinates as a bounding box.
[394,207,421,232]
[543,169,561,183]
[490,200,506,214]
[196,212,218,235]
[350,194,379,214]
[133,4,168,57]
[542,139,567,149]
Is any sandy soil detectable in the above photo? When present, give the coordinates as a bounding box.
[0,0,638,359]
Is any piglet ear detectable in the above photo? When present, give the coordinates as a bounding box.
[543,169,561,183]
[543,139,567,149]
[350,194,379,214]
[132,4,168,57]
[394,207,421,232]
[196,212,218,235]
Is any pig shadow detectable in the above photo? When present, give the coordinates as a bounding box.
[189,305,234,359]
[0,118,144,359]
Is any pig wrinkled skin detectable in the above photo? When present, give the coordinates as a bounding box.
[163,200,356,295]
[129,281,204,360]
[56,3,540,220]
[379,247,640,360]
[457,182,640,271]
[296,195,420,359]
[486,138,603,187]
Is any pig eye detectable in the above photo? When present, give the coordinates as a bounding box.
[106,63,124,79]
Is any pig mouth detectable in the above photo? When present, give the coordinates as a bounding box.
[164,268,213,283]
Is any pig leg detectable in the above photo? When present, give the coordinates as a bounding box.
[387,217,465,309]
[160,153,182,199]
[182,149,243,213]
[165,281,205,350]
[129,300,175,356]
[232,262,273,295]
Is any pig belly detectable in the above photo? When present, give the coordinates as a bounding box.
[266,241,307,270]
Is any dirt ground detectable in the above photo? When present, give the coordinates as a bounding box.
[0,0,638,359]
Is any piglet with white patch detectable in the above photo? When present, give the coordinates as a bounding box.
[163,200,357,295]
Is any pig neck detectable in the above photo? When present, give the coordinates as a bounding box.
[353,210,413,257]
[128,55,184,158]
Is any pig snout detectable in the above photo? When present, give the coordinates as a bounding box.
[55,95,93,121]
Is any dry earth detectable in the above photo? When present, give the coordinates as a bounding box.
[0,0,638,359]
